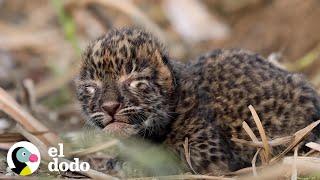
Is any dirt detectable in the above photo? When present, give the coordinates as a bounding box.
[195,0,318,62]
[228,0,319,59]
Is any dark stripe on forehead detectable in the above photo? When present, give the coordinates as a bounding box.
[119,46,127,58]
[97,61,103,69]
[152,67,158,79]
[125,60,133,74]
[116,58,123,74]
[137,59,150,71]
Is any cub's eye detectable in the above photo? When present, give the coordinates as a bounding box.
[129,80,149,90]
[84,86,96,95]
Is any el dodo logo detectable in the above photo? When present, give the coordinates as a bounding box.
[48,143,90,172]
[7,141,40,176]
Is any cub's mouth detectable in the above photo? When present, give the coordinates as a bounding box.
[103,122,138,137]
[90,106,143,137]
[104,122,131,130]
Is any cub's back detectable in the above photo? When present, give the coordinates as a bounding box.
[167,49,320,172]
[198,49,320,139]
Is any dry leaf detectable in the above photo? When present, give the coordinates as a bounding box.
[248,105,271,163]
[271,119,320,163]
[305,142,320,152]
[183,137,197,174]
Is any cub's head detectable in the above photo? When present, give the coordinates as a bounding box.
[76,28,177,140]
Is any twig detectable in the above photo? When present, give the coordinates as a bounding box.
[303,149,316,157]
[0,87,58,146]
[183,137,197,174]
[0,131,48,142]
[305,142,320,152]
[251,148,261,176]
[248,105,271,163]
[231,136,292,148]
[0,132,25,142]
[242,121,259,142]
[22,78,36,112]
[271,120,320,163]
[291,146,298,180]
[0,131,48,147]
[242,121,267,164]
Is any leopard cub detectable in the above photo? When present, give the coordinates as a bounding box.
[76,27,320,174]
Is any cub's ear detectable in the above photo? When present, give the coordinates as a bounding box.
[153,49,167,65]
[152,50,174,93]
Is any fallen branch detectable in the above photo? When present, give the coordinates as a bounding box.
[0,87,58,146]
[0,132,25,142]
[231,136,292,148]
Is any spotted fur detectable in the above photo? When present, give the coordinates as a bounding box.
[76,28,177,140]
[76,27,320,174]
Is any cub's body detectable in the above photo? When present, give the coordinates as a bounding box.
[76,28,320,174]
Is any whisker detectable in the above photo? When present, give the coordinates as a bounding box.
[87,115,106,128]
[90,112,105,118]
[117,106,142,115]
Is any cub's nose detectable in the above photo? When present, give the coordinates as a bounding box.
[102,101,120,117]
